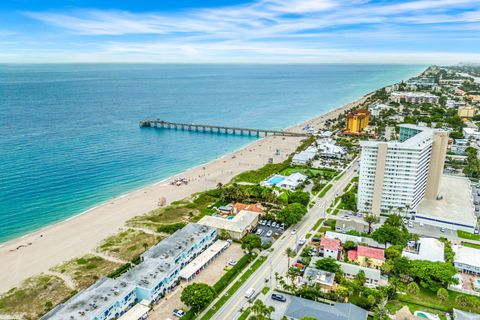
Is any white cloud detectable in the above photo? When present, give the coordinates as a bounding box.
[6,0,480,63]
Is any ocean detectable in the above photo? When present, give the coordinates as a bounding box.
[0,64,424,243]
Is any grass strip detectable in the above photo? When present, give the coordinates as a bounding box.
[238,307,251,320]
[318,184,332,198]
[461,241,480,249]
[201,256,267,320]
[457,230,480,241]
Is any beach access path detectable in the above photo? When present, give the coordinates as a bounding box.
[0,95,368,294]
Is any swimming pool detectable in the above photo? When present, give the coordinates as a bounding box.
[414,311,440,320]
[227,216,235,220]
[267,175,286,185]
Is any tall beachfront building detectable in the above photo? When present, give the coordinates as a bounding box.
[346,109,370,134]
[358,124,449,215]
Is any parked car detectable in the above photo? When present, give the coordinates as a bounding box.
[291,229,297,235]
[272,222,277,228]
[280,223,286,230]
[408,221,413,228]
[256,229,263,235]
[266,230,273,237]
[440,227,446,233]
[271,293,287,302]
[260,220,265,226]
[475,201,479,205]
[475,228,479,234]
[173,309,185,318]
[228,259,237,266]
[403,218,408,224]
[245,288,255,299]
[419,222,424,227]
[267,220,272,227]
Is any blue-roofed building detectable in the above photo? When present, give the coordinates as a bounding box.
[284,295,368,320]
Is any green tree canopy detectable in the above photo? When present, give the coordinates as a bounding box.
[242,234,262,251]
[277,203,308,226]
[288,190,311,206]
[315,257,340,273]
[180,283,216,313]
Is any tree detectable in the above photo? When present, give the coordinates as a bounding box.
[249,299,275,320]
[384,214,404,228]
[437,287,449,302]
[408,260,458,291]
[372,224,408,246]
[242,234,262,251]
[288,191,310,206]
[277,203,308,226]
[385,245,403,260]
[180,283,216,313]
[407,282,419,295]
[363,214,379,234]
[286,247,296,269]
[374,298,389,320]
[343,240,357,251]
[315,257,340,273]
[354,270,366,287]
[456,294,473,307]
[341,190,357,211]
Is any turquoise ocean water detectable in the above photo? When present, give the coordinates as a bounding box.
[0,64,424,243]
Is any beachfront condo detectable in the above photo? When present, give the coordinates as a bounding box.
[345,109,370,134]
[357,124,449,215]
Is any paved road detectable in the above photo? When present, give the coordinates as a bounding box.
[209,160,359,320]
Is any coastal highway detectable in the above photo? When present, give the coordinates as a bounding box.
[209,159,359,320]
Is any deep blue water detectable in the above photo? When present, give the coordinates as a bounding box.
[0,64,423,242]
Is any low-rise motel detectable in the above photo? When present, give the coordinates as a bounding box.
[42,223,217,320]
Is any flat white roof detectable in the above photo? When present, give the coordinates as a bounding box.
[402,238,445,262]
[117,303,150,320]
[454,245,480,268]
[416,175,476,229]
[198,210,258,233]
[180,240,229,279]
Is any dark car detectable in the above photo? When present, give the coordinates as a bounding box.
[271,293,287,302]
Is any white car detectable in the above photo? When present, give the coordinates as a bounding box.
[228,259,237,266]
[245,288,255,299]
[298,238,306,246]
[173,309,185,318]
[291,229,297,235]
[266,230,273,237]
[256,229,263,235]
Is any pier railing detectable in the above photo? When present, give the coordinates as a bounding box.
[139,120,309,137]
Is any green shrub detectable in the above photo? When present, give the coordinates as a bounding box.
[157,222,187,234]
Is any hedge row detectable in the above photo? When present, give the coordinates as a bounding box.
[213,254,252,293]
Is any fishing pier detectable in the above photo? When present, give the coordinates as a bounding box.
[139,120,309,137]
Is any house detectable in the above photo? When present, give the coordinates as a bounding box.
[402,238,445,262]
[261,173,308,191]
[317,140,346,159]
[232,202,263,214]
[453,245,480,276]
[369,103,391,117]
[348,245,385,269]
[301,267,335,292]
[320,237,342,260]
[337,261,388,288]
[458,106,477,118]
[318,130,334,138]
[198,210,259,240]
[463,127,480,140]
[453,308,480,320]
[283,295,368,320]
[292,146,317,165]
[451,139,470,155]
[335,217,370,234]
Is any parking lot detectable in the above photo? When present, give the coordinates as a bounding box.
[254,220,286,245]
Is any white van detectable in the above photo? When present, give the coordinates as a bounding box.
[245,288,255,299]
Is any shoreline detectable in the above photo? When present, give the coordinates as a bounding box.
[0,90,371,293]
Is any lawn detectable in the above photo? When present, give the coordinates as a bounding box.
[51,254,121,289]
[97,229,162,261]
[461,241,480,249]
[201,256,267,320]
[457,230,480,241]
[318,184,333,197]
[281,166,338,179]
[397,285,480,314]
[0,274,74,320]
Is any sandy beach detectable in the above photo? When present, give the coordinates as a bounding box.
[0,94,369,293]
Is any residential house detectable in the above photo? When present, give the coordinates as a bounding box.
[301,267,335,292]
[463,127,480,140]
[198,210,259,240]
[232,202,264,214]
[292,146,317,165]
[348,245,385,269]
[453,245,480,276]
[337,261,388,288]
[402,238,445,262]
[320,237,342,260]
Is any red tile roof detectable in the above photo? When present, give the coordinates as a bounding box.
[320,237,341,251]
[348,250,358,261]
[357,245,385,261]
[233,203,264,213]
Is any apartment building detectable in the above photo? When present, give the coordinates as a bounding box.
[43,223,217,320]
[358,124,449,215]
[390,92,439,104]
[345,109,370,133]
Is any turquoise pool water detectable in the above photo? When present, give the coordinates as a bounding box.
[227,216,235,220]
[416,313,428,319]
[267,176,285,185]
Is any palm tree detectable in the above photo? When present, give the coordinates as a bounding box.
[285,247,296,270]
[374,298,389,320]
[364,213,379,234]
[411,233,420,249]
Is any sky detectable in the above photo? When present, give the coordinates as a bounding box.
[0,0,480,63]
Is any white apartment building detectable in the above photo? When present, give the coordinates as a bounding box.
[358,124,448,215]
[390,92,439,104]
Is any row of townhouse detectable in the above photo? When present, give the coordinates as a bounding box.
[42,223,217,320]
